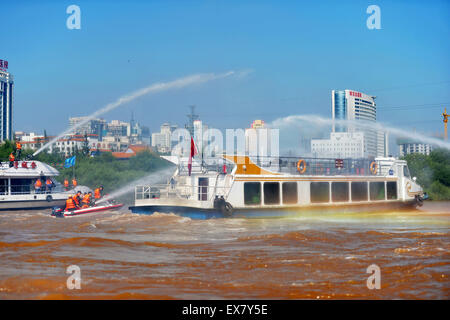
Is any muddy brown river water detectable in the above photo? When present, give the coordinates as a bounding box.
[0,202,448,299]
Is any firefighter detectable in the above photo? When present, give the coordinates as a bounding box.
[15,141,22,160]
[65,195,76,211]
[94,186,104,200]
[34,179,42,194]
[45,177,54,193]
[9,153,15,167]
[81,192,92,208]
[72,191,82,209]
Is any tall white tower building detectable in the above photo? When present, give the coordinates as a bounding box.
[0,60,13,142]
[331,89,387,158]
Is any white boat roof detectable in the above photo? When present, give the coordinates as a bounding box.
[0,160,60,177]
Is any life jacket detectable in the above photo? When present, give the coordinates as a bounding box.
[46,179,52,186]
[9,153,15,162]
[64,179,69,187]
[94,188,101,199]
[16,142,22,150]
[66,198,76,210]
[72,179,77,187]
[82,194,91,204]
[35,179,42,188]
[72,194,80,205]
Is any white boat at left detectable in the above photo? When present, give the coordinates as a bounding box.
[0,160,71,210]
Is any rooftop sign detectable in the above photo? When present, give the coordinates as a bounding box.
[349,91,362,98]
[0,59,8,71]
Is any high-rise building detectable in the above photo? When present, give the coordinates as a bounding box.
[107,120,130,137]
[69,117,106,137]
[152,122,176,153]
[193,119,209,154]
[311,132,365,159]
[0,60,13,142]
[331,89,387,158]
[397,138,433,157]
[245,120,278,163]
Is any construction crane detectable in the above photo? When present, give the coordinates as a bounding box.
[443,108,449,140]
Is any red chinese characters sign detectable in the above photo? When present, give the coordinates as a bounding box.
[0,59,8,71]
[349,91,362,98]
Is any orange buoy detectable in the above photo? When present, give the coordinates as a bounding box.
[297,159,307,174]
[370,161,378,175]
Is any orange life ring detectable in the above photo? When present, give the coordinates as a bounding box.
[370,161,378,175]
[297,159,307,174]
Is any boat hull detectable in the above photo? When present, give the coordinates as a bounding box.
[0,198,66,211]
[57,204,124,217]
[129,200,419,219]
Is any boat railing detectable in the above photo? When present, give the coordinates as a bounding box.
[260,157,386,176]
[0,184,67,195]
[176,161,232,176]
[176,156,391,176]
[135,184,231,202]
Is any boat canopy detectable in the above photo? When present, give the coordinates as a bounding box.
[0,161,60,177]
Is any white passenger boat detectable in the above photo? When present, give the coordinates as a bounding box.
[129,155,426,218]
[0,160,72,210]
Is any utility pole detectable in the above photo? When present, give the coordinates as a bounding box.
[443,108,449,141]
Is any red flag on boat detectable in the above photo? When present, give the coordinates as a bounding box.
[188,137,198,176]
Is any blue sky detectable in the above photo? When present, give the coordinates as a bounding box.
[3,0,450,143]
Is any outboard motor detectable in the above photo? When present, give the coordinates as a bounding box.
[51,207,64,218]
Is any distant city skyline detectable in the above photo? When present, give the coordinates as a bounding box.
[2,0,450,145]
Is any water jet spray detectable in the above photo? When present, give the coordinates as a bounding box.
[269,114,450,151]
[33,71,238,157]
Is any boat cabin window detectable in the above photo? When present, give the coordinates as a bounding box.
[0,179,7,195]
[244,182,261,205]
[351,182,368,201]
[282,182,298,204]
[332,182,349,202]
[310,182,330,203]
[10,179,33,195]
[386,182,397,200]
[370,182,385,201]
[403,165,411,178]
[264,182,280,205]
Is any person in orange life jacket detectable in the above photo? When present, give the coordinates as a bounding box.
[9,153,15,168]
[72,191,82,209]
[45,177,54,193]
[65,195,76,211]
[15,141,22,160]
[94,186,104,200]
[64,179,69,191]
[72,178,78,188]
[81,192,92,208]
[34,179,42,194]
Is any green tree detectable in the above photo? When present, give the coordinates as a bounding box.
[402,148,450,200]
[0,140,14,160]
